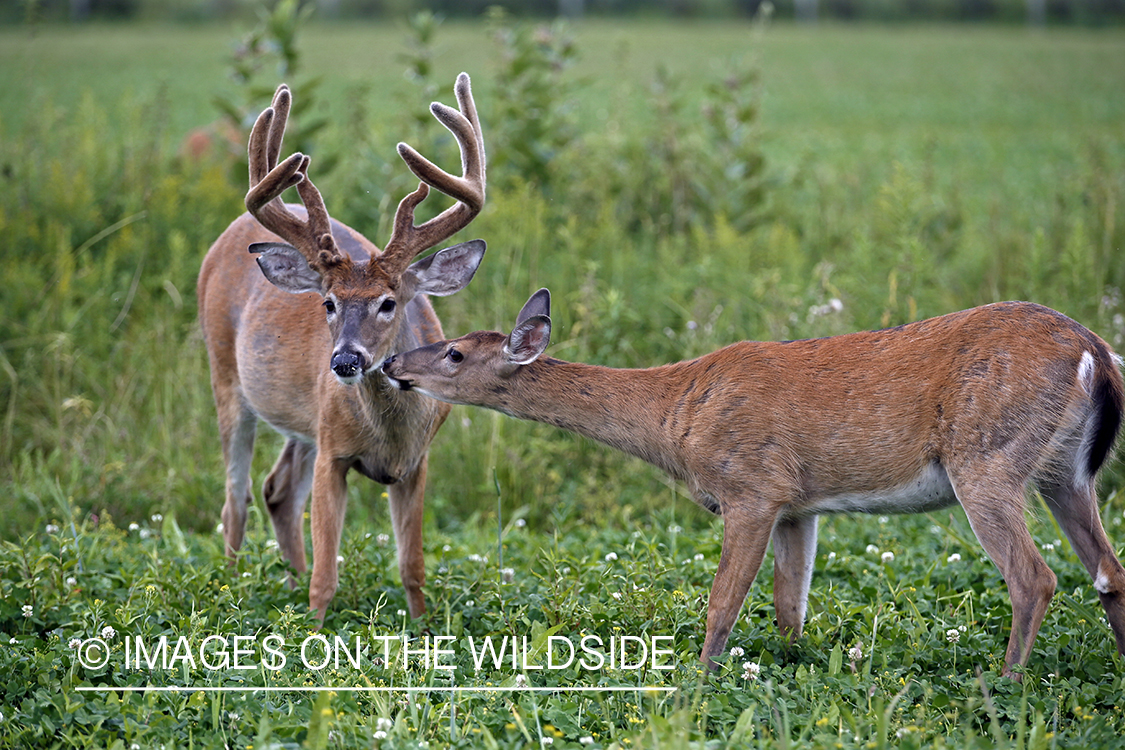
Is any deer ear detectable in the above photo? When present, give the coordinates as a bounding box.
[516,288,550,326]
[404,239,487,297]
[503,314,551,366]
[250,242,323,294]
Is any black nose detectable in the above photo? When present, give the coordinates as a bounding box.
[331,350,364,379]
[381,355,397,372]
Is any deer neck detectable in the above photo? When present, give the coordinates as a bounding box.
[502,359,684,476]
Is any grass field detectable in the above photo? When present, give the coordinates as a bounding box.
[1,16,1125,749]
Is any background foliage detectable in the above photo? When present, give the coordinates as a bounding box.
[1,8,1124,749]
[6,0,1125,25]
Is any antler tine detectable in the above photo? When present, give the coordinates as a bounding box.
[245,84,341,271]
[381,72,487,273]
[266,84,290,176]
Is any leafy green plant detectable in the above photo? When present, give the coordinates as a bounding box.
[211,0,334,180]
[486,6,579,193]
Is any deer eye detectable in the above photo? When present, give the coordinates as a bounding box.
[447,347,464,363]
[323,299,336,315]
[379,298,397,314]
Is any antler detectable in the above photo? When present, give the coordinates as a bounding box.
[245,85,344,274]
[380,72,487,275]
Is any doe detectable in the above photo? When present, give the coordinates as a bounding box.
[382,288,1125,677]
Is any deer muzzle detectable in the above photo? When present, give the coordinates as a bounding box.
[331,349,367,384]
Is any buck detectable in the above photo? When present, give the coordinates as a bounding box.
[198,73,486,621]
[382,288,1125,677]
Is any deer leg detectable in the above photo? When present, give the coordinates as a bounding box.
[701,505,777,669]
[308,453,349,623]
[952,473,1056,679]
[216,394,257,559]
[388,455,429,619]
[772,514,819,643]
[264,438,315,582]
[1041,480,1125,656]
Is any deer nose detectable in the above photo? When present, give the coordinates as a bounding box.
[331,350,365,379]
[381,355,397,372]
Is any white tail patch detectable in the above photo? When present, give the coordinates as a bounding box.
[1077,351,1095,394]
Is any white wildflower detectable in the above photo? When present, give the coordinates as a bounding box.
[442,544,451,552]
[848,643,863,661]
[376,717,393,732]
[694,553,705,561]
[881,551,895,563]
[604,552,618,562]
[21,605,33,618]
[66,577,77,587]
[151,514,163,523]
[1042,542,1055,551]
[242,572,251,578]
[374,730,387,740]
[216,522,224,534]
[515,674,529,688]
[878,516,888,524]
[947,553,961,563]
[46,524,60,534]
[139,528,151,540]
[397,610,406,617]
[265,539,278,549]
[515,518,527,528]
[827,552,836,561]
[946,628,960,644]
[742,661,761,680]
[337,555,345,564]
[668,525,682,534]
[501,567,515,583]
[730,646,745,658]
[612,592,622,600]
[101,626,116,640]
[580,738,594,746]
[865,544,879,555]
[69,638,82,650]
[541,738,554,746]
[376,534,390,546]
[129,523,140,532]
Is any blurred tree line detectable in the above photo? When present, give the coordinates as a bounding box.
[5,0,1124,25]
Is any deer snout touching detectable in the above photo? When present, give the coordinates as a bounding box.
[381,356,412,390]
[331,348,368,383]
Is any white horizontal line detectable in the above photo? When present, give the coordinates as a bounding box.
[75,685,677,694]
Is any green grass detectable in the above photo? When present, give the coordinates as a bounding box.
[1,17,1125,749]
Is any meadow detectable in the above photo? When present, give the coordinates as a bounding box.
[1,13,1125,749]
